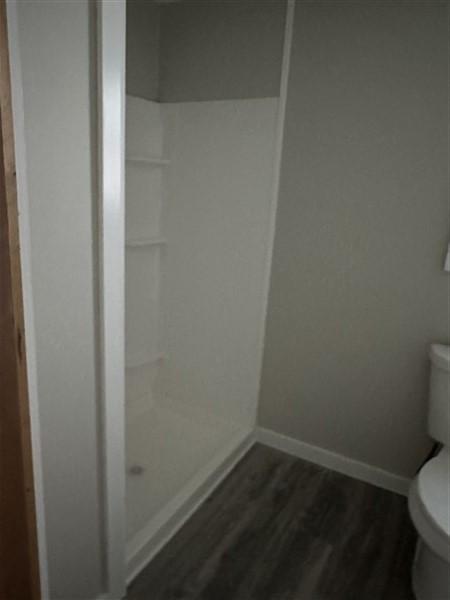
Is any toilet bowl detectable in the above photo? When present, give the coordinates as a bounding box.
[408,345,450,600]
[409,448,450,599]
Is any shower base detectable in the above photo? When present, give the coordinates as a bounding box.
[126,398,253,581]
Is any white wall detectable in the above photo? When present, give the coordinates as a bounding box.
[162,98,279,429]
[16,1,103,597]
[259,0,449,478]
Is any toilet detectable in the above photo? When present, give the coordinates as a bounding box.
[408,344,450,600]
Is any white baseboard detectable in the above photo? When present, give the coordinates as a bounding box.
[126,428,255,585]
[256,427,411,497]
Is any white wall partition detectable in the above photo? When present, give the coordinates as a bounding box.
[15,1,109,597]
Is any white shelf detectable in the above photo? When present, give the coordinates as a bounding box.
[126,156,170,166]
[125,352,166,370]
[126,236,167,248]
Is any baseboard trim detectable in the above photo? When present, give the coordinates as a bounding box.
[256,427,411,497]
[126,428,255,585]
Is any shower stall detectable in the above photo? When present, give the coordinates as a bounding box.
[100,0,291,588]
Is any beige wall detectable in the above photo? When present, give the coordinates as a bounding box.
[159,0,286,101]
[126,0,160,100]
[259,1,449,478]
[17,1,103,597]
[126,0,286,102]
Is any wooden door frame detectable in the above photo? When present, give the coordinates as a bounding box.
[0,0,41,597]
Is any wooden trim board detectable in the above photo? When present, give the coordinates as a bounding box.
[6,0,49,593]
[0,0,40,597]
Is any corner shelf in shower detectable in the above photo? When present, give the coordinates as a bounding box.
[125,352,166,370]
[126,156,170,166]
[126,236,167,248]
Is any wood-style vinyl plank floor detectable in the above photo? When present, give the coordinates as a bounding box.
[127,443,417,600]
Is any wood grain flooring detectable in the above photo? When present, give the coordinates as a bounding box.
[127,443,416,600]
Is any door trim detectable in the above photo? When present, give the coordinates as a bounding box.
[97,1,127,597]
[5,1,49,596]
[0,0,41,596]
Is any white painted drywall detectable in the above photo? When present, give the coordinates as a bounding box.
[15,1,103,597]
[259,1,449,478]
[162,98,279,429]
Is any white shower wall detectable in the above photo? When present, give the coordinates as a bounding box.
[125,95,279,571]
[161,98,279,428]
[125,96,165,419]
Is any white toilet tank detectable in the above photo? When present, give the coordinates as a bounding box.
[428,344,450,446]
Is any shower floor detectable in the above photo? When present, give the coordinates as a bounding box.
[126,398,243,543]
